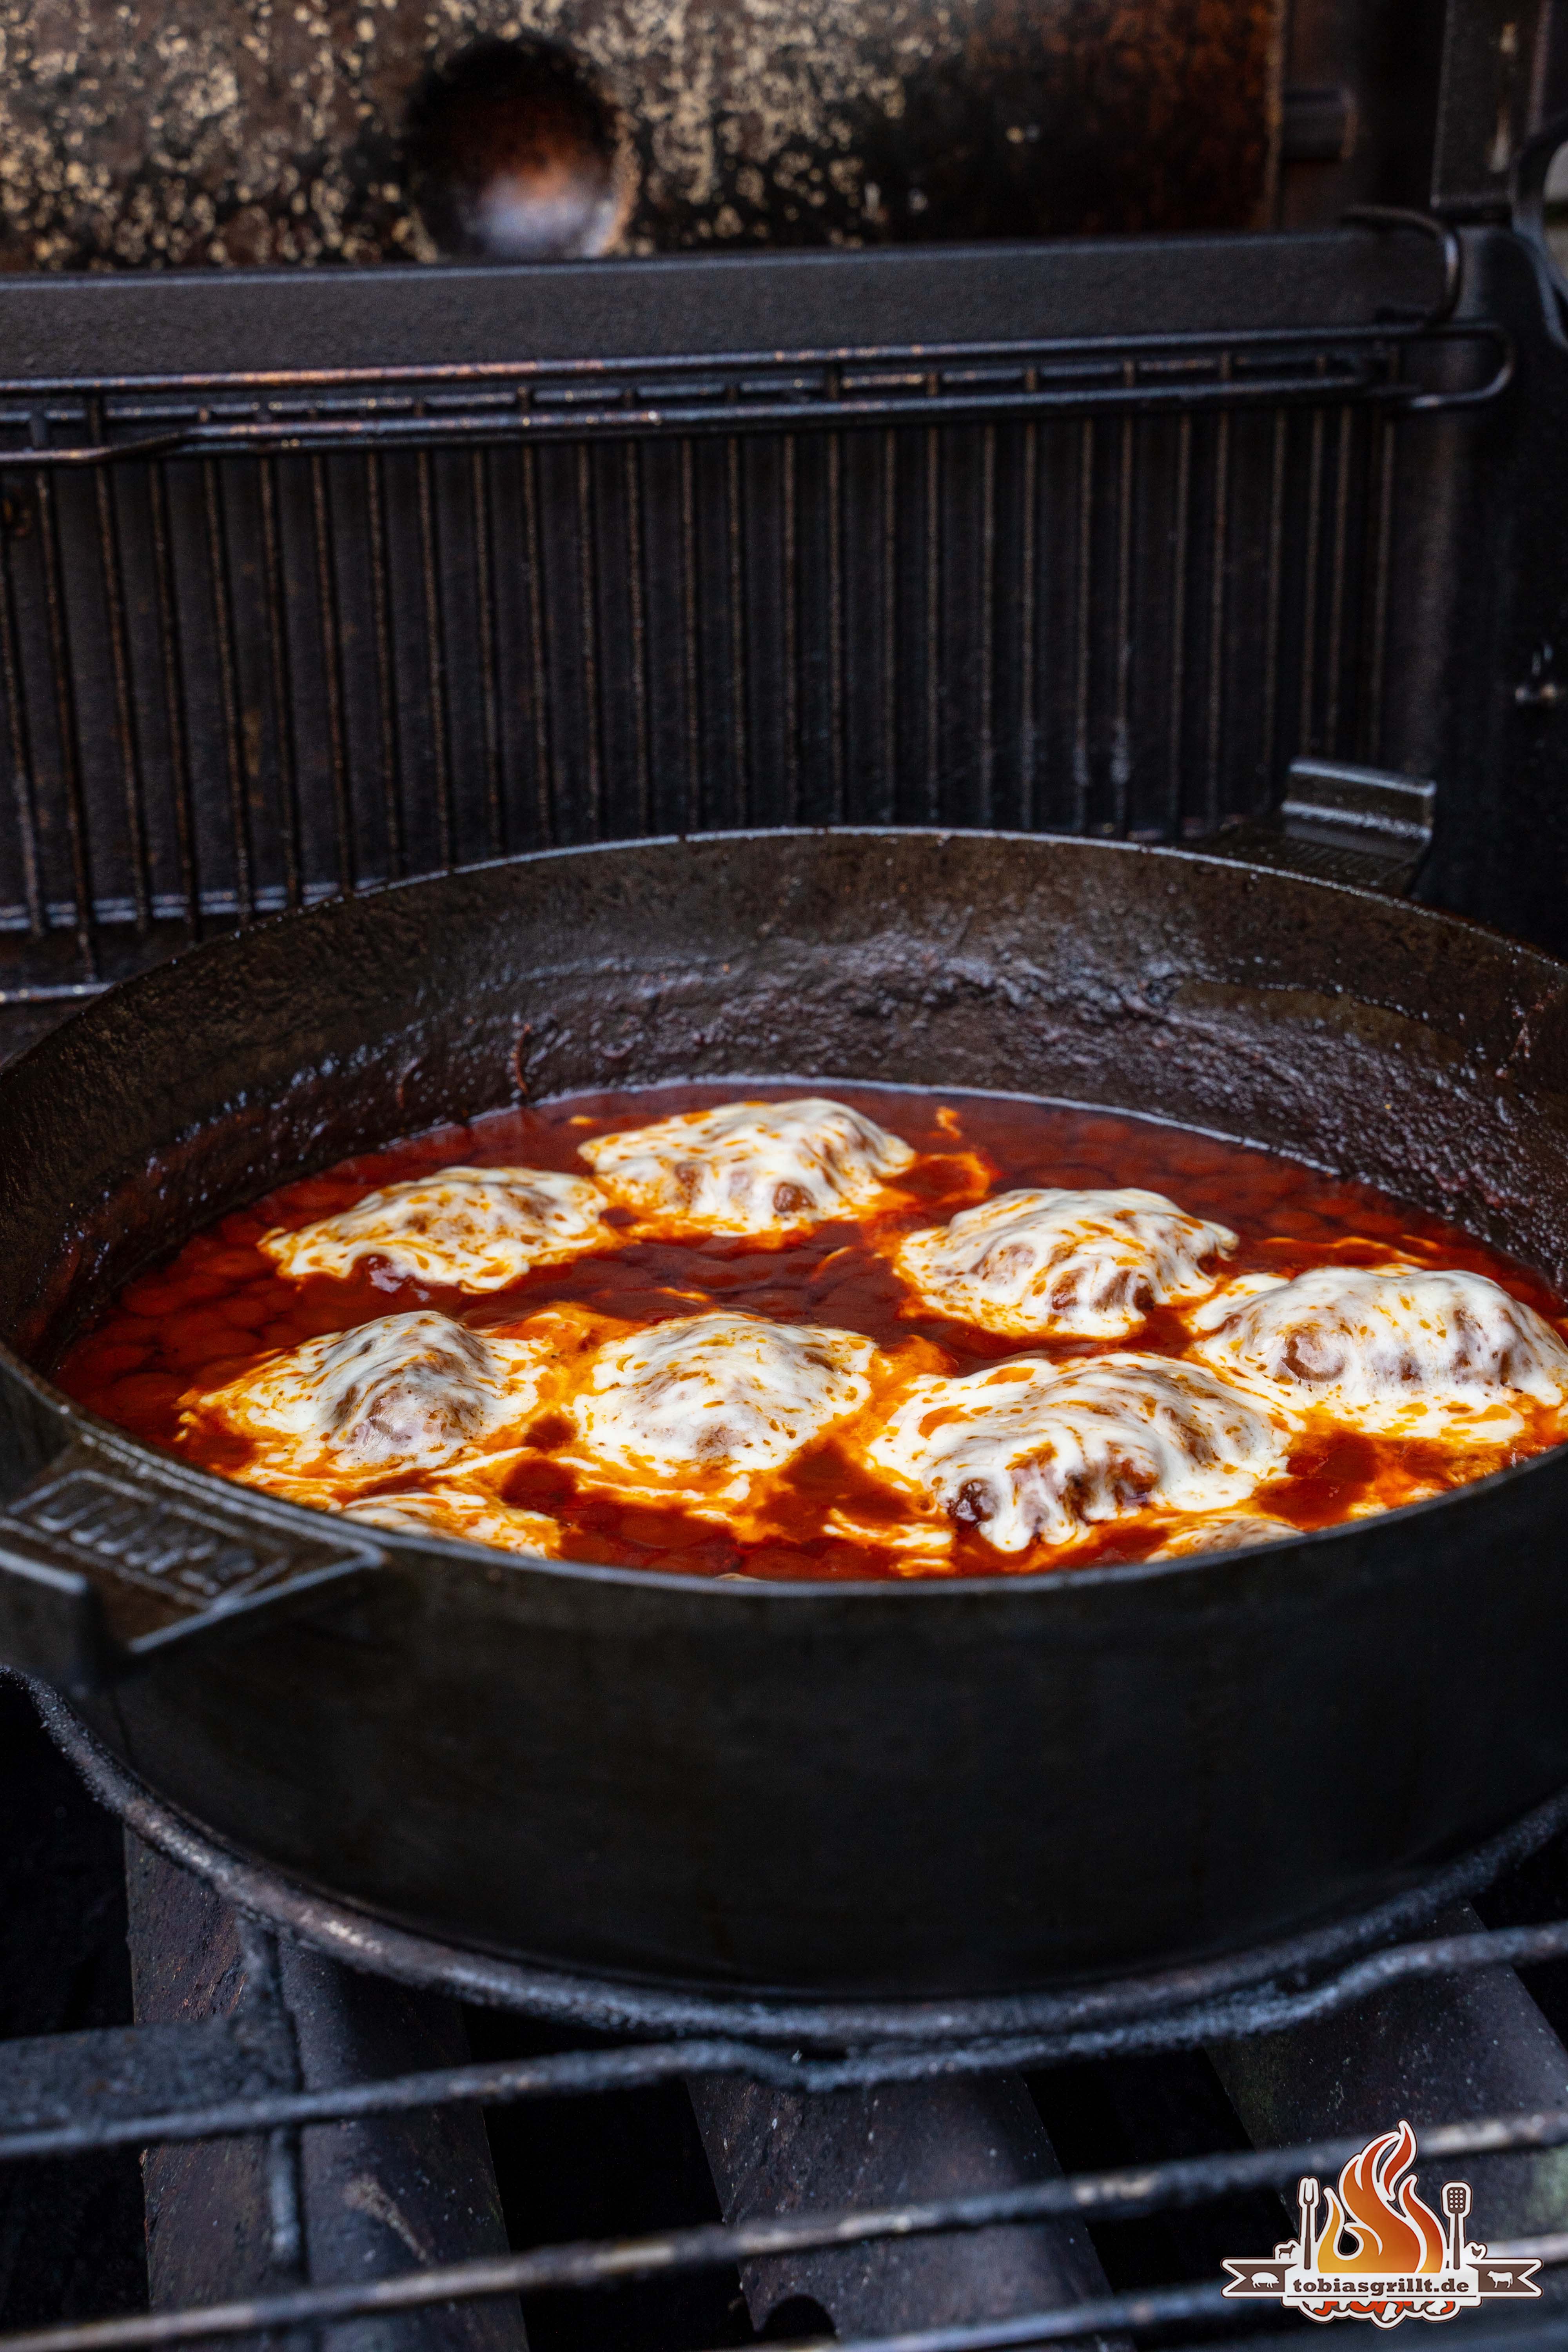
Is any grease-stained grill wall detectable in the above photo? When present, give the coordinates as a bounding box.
[0,0,1283,268]
[0,223,1524,998]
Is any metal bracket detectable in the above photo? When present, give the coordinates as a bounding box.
[1198,758,1437,896]
[1342,206,1463,328]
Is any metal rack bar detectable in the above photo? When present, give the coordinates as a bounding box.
[199,459,251,927]
[724,433,749,824]
[623,440,652,836]
[782,431,801,821]
[1111,395,1135,834]
[575,439,604,840]
[257,457,303,913]
[977,421,996,828]
[1298,396,1326,758]
[1361,410,1397,766]
[0,2116,1564,2352]
[831,423,848,823]
[91,443,150,937]
[365,447,406,882]
[0,319,1514,472]
[33,464,98,978]
[415,446,454,871]
[1165,409,1192,838]
[0,306,1483,401]
[0,2263,1232,2352]
[0,481,45,942]
[1203,389,1230,834]
[520,441,553,847]
[1259,409,1289,802]
[1072,417,1094,831]
[146,462,200,938]
[471,446,504,860]
[1016,410,1038,829]
[678,435,701,831]
[309,450,353,898]
[1323,404,1354,754]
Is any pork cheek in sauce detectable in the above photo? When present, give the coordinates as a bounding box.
[53,1082,1568,1581]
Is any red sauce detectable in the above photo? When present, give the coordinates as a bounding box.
[52,1083,1568,1580]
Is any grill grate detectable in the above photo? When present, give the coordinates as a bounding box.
[0,2128,1563,2352]
[0,307,1508,1002]
[1,1681,1566,2351]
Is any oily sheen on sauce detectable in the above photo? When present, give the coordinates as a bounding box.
[54,1083,1568,1582]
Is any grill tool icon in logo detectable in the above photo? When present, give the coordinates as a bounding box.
[1221,2121,1541,2325]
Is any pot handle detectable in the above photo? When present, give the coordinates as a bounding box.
[0,1429,383,1695]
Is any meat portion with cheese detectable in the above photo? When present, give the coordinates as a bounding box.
[341,1486,562,1555]
[1151,1509,1296,1557]
[563,1309,882,1514]
[895,1187,1235,1338]
[182,1310,556,1503]
[579,1098,916,1236]
[1189,1264,1568,1436]
[262,1166,608,1291]
[865,1352,1290,1556]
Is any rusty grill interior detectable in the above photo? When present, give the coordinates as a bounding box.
[0,214,1545,1026]
[7,0,1568,2340]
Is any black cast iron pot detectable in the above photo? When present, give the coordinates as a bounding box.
[2,829,1567,2000]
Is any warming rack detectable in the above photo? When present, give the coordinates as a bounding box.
[0,323,1514,466]
[0,226,1515,1010]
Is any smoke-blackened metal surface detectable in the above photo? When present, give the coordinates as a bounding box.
[0,0,1281,269]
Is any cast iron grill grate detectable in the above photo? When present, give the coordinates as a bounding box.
[2,1681,1567,2352]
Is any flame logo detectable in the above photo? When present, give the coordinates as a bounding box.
[1314,2122,1450,2276]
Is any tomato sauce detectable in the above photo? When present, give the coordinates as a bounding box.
[52,1083,1568,1580]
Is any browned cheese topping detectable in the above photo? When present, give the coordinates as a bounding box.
[66,1090,1568,1581]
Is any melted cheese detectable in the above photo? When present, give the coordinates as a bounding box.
[864,1352,1291,1555]
[261,1166,608,1291]
[1151,1508,1296,1558]
[1189,1264,1568,1437]
[563,1310,882,1512]
[176,1161,1568,1577]
[579,1098,916,1236]
[895,1187,1235,1338]
[341,1486,562,1555]
[182,1310,557,1502]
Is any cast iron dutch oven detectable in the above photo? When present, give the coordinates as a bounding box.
[2,829,1567,2000]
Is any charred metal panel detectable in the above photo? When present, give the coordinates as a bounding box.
[0,0,1282,269]
[1432,0,1568,220]
[1276,0,1445,227]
